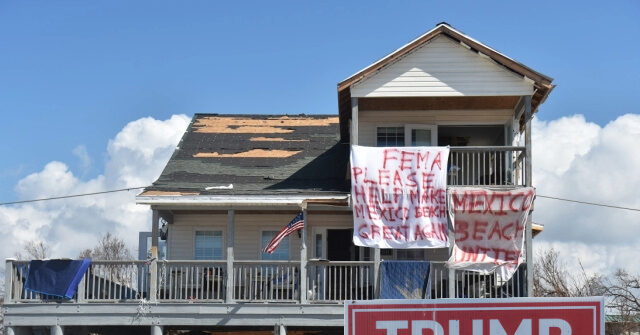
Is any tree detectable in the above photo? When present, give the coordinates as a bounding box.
[603,269,640,335]
[79,232,132,261]
[14,240,50,260]
[79,232,134,288]
[534,248,640,335]
[532,248,604,297]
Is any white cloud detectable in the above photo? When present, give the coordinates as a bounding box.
[72,145,91,172]
[1,112,639,280]
[532,113,640,275]
[0,114,190,263]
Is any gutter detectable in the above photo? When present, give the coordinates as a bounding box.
[136,194,350,207]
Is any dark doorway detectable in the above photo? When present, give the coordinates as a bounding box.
[327,229,353,261]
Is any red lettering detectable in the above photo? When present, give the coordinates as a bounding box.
[472,221,488,240]
[417,151,430,169]
[352,166,363,183]
[399,151,414,170]
[455,220,469,242]
[431,151,442,170]
[383,149,399,169]
[378,169,390,186]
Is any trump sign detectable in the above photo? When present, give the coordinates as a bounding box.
[345,298,604,335]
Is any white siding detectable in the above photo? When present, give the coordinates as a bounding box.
[168,212,353,261]
[358,109,513,146]
[351,35,533,97]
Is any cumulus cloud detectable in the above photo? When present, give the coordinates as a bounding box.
[1,111,638,279]
[72,145,91,172]
[0,115,190,264]
[532,113,640,275]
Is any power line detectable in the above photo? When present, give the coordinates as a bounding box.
[1,187,638,213]
[537,194,640,212]
[0,186,148,206]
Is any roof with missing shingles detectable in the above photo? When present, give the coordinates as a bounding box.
[140,114,349,197]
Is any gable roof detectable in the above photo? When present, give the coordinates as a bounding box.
[138,114,349,204]
[337,23,555,141]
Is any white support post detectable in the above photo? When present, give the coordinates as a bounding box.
[150,210,159,302]
[5,259,14,304]
[279,324,287,335]
[373,248,380,298]
[76,272,86,303]
[524,95,534,295]
[226,209,235,303]
[151,325,163,335]
[447,203,456,298]
[50,325,63,335]
[351,98,358,145]
[300,205,308,304]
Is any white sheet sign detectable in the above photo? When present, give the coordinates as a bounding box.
[350,145,450,248]
[447,187,534,281]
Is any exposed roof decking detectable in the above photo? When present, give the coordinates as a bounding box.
[139,114,349,198]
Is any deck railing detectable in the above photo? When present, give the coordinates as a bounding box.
[4,259,527,304]
[307,260,374,302]
[232,260,300,302]
[156,260,226,302]
[448,146,526,187]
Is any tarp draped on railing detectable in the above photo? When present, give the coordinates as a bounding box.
[24,259,91,299]
[381,261,431,299]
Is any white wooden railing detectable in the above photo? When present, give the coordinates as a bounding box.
[448,146,527,187]
[4,259,527,304]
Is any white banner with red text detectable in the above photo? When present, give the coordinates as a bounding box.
[447,187,535,281]
[350,145,450,248]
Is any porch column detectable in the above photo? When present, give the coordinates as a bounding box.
[448,206,456,298]
[226,209,235,303]
[524,95,534,295]
[300,204,308,304]
[373,248,380,298]
[5,258,14,304]
[151,325,163,335]
[351,98,358,145]
[150,209,159,302]
[50,325,63,335]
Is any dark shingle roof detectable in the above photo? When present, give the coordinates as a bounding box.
[141,114,349,196]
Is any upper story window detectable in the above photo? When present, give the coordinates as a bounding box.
[377,125,437,147]
[195,231,223,260]
[377,127,405,146]
[261,231,290,261]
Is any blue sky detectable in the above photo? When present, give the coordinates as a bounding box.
[0,0,639,203]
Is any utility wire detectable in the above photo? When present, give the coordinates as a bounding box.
[537,194,640,212]
[0,186,148,206]
[1,187,638,213]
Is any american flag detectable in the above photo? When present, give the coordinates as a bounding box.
[263,212,304,254]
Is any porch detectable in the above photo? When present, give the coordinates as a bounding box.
[4,258,528,305]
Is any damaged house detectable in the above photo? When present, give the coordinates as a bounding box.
[3,23,553,335]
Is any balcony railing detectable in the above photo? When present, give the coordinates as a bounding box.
[4,259,527,304]
[448,146,527,187]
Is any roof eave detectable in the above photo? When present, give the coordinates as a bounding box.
[135,194,350,207]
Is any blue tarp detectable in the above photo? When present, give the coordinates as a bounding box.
[381,260,430,299]
[25,259,91,299]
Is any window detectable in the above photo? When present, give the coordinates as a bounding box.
[261,231,290,261]
[195,231,223,260]
[377,127,405,147]
[377,125,437,147]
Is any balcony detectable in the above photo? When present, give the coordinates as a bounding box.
[448,146,528,187]
[4,259,528,305]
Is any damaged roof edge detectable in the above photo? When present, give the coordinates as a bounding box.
[135,194,350,207]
